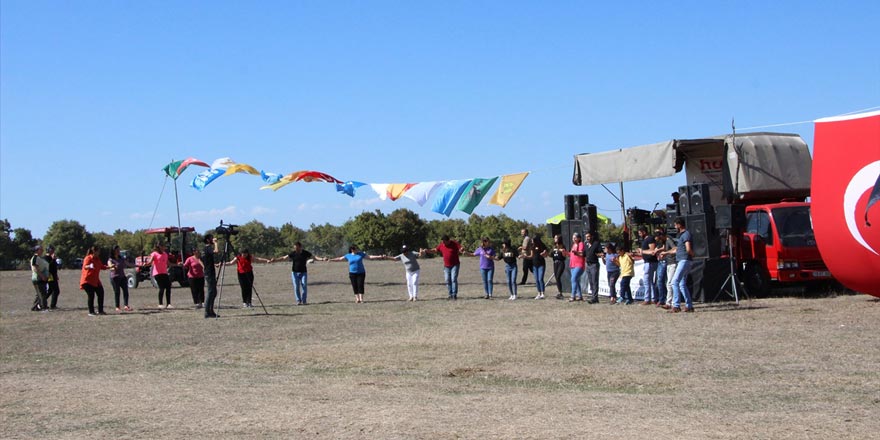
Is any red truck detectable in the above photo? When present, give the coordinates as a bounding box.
[126,226,196,289]
[738,201,832,294]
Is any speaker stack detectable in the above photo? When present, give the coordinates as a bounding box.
[714,204,747,230]
[678,184,720,259]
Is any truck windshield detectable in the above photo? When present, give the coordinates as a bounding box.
[772,206,816,247]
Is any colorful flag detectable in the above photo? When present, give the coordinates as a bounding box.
[163,157,209,180]
[261,170,282,184]
[431,180,472,217]
[489,172,529,207]
[402,182,442,206]
[456,177,498,214]
[388,183,416,201]
[188,157,234,191]
[370,184,390,200]
[224,163,260,176]
[336,181,368,197]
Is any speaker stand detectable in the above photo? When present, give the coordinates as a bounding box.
[717,230,749,304]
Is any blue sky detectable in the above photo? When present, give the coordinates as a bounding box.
[2,1,878,238]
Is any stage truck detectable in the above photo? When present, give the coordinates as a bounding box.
[573,131,832,299]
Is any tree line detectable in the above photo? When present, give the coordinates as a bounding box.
[1,209,626,269]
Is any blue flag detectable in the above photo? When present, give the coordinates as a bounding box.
[431,180,472,217]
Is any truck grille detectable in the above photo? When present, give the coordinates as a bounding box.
[801,260,827,270]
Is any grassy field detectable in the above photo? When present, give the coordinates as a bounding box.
[2,259,879,439]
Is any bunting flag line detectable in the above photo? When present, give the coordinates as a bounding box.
[163,157,209,180]
[489,172,529,207]
[164,156,532,216]
[456,177,498,214]
[432,180,473,217]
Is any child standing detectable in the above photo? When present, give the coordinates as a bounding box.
[604,243,621,304]
[617,246,635,305]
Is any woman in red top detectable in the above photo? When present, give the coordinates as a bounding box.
[227,249,270,308]
[79,245,109,316]
[183,248,206,308]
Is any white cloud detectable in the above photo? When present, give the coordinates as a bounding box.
[348,198,383,209]
[181,205,241,222]
[250,205,277,216]
[130,212,160,220]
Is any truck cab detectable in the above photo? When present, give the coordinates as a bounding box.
[738,202,832,293]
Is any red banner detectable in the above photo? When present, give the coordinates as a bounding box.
[812,111,880,297]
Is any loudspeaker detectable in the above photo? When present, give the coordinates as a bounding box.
[686,214,721,259]
[546,223,562,243]
[678,185,691,215]
[574,195,589,219]
[561,220,586,250]
[689,183,711,215]
[564,195,577,220]
[581,204,598,235]
[714,204,747,230]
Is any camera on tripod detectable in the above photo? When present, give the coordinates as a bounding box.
[215,220,239,236]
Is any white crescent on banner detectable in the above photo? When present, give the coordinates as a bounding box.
[844,160,880,256]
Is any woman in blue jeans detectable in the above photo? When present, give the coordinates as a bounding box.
[497,240,519,300]
[471,238,496,299]
[531,236,549,299]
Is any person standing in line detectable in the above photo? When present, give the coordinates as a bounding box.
[80,245,108,316]
[149,243,173,309]
[183,248,206,309]
[45,245,61,309]
[329,245,384,303]
[568,232,586,302]
[518,229,533,285]
[427,235,463,300]
[108,246,133,312]
[583,232,603,304]
[660,229,677,309]
[390,245,423,301]
[227,249,271,308]
[604,243,621,304]
[30,245,49,312]
[531,236,549,299]
[550,235,567,299]
[202,234,219,318]
[663,217,695,313]
[617,245,635,305]
[471,237,497,299]
[272,242,323,305]
[497,240,519,300]
[636,226,659,305]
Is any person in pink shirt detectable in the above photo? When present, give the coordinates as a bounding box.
[183,248,205,309]
[150,243,172,309]
[568,232,586,301]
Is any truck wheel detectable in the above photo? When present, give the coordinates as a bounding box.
[127,273,139,289]
[744,262,770,296]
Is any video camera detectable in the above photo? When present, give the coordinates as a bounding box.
[215,220,239,236]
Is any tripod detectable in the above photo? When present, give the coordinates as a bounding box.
[216,236,269,315]
[717,229,749,304]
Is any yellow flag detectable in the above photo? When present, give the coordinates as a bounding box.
[224,163,260,176]
[488,172,529,207]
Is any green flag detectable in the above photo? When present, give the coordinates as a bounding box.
[456,177,498,214]
[163,160,184,180]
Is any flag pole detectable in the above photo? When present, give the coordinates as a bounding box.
[172,161,184,254]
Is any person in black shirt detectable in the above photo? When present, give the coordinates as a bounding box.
[583,232,603,303]
[636,226,659,305]
[45,245,61,309]
[272,242,325,305]
[550,235,567,299]
[202,234,219,318]
[497,240,519,300]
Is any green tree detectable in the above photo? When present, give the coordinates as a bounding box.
[305,223,345,257]
[425,219,468,248]
[232,220,280,257]
[12,227,38,266]
[279,223,307,253]
[343,210,388,254]
[0,219,15,269]
[385,209,428,253]
[43,220,93,268]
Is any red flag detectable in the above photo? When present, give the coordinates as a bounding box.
[812,110,880,297]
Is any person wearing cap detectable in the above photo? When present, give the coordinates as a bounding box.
[227,249,271,308]
[45,245,61,309]
[30,245,50,311]
[389,244,424,301]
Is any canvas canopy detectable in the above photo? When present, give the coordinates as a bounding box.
[572,132,812,203]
